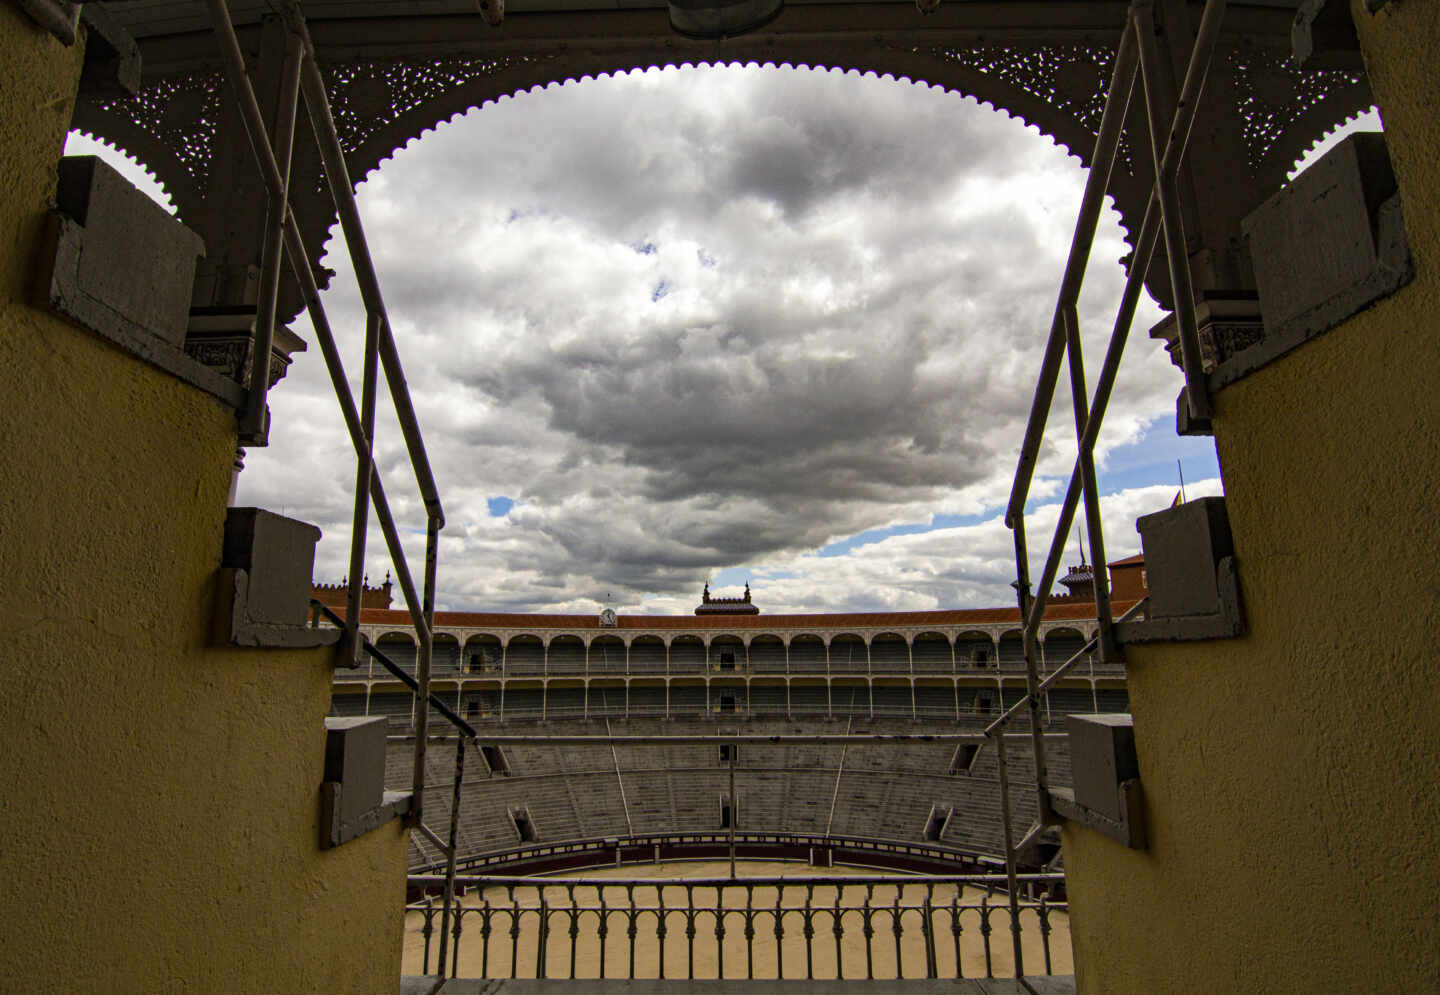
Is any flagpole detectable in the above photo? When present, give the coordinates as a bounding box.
[1177,459,1187,504]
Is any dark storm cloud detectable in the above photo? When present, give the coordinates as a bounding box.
[238,65,1194,612]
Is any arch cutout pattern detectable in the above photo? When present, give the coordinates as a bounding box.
[74,38,1371,248]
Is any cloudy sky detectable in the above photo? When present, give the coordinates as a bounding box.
[70,67,1377,615]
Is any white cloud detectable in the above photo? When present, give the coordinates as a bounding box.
[226,65,1205,613]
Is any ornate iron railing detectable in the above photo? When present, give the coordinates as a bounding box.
[406,872,1067,981]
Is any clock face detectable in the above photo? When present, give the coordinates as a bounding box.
[600,608,617,626]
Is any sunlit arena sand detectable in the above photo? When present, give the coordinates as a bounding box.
[404,859,1070,980]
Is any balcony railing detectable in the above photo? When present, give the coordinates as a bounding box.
[332,658,1128,681]
[406,871,1068,981]
[437,831,1016,877]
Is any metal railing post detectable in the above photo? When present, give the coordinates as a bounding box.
[436,738,466,977]
[203,0,299,448]
[992,738,1025,978]
[1133,0,1227,424]
[342,308,382,670]
[242,28,302,447]
[1061,302,1119,662]
[411,486,441,826]
[1005,21,1139,534]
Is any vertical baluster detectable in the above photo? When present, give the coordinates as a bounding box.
[715,885,728,980]
[537,893,548,979]
[951,894,964,979]
[922,886,937,979]
[980,895,994,979]
[1039,894,1054,975]
[863,884,875,980]
[598,887,609,980]
[773,889,786,980]
[421,903,435,974]
[803,885,815,980]
[480,900,492,979]
[508,886,520,979]
[832,885,845,980]
[744,885,756,980]
[684,884,696,980]
[627,884,638,979]
[657,886,668,980]
[891,888,904,979]
[566,885,578,979]
[451,907,463,979]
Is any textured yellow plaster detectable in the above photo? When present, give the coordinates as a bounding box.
[0,8,407,992]
[1062,3,1440,992]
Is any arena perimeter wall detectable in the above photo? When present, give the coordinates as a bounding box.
[1061,2,1440,992]
[0,9,408,991]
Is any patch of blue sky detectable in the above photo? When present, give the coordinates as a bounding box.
[818,513,991,558]
[710,566,750,588]
[815,417,1220,559]
[1092,417,1219,496]
[633,239,657,255]
[753,569,799,581]
[487,495,514,517]
[651,279,670,302]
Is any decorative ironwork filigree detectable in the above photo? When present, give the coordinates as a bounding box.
[929,43,1120,161]
[1228,45,1366,171]
[323,56,537,154]
[86,72,224,199]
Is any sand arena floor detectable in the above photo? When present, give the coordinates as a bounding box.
[404,860,1071,980]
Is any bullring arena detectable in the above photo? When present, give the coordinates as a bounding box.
[324,568,1135,981]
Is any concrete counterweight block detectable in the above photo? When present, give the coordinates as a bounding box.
[44,155,204,350]
[1068,713,1140,825]
[1208,133,1413,391]
[321,716,410,848]
[1049,713,1147,849]
[218,508,340,649]
[1117,496,1246,644]
[1244,132,1403,337]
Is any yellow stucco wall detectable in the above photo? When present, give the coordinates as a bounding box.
[0,7,408,992]
[1062,3,1440,992]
